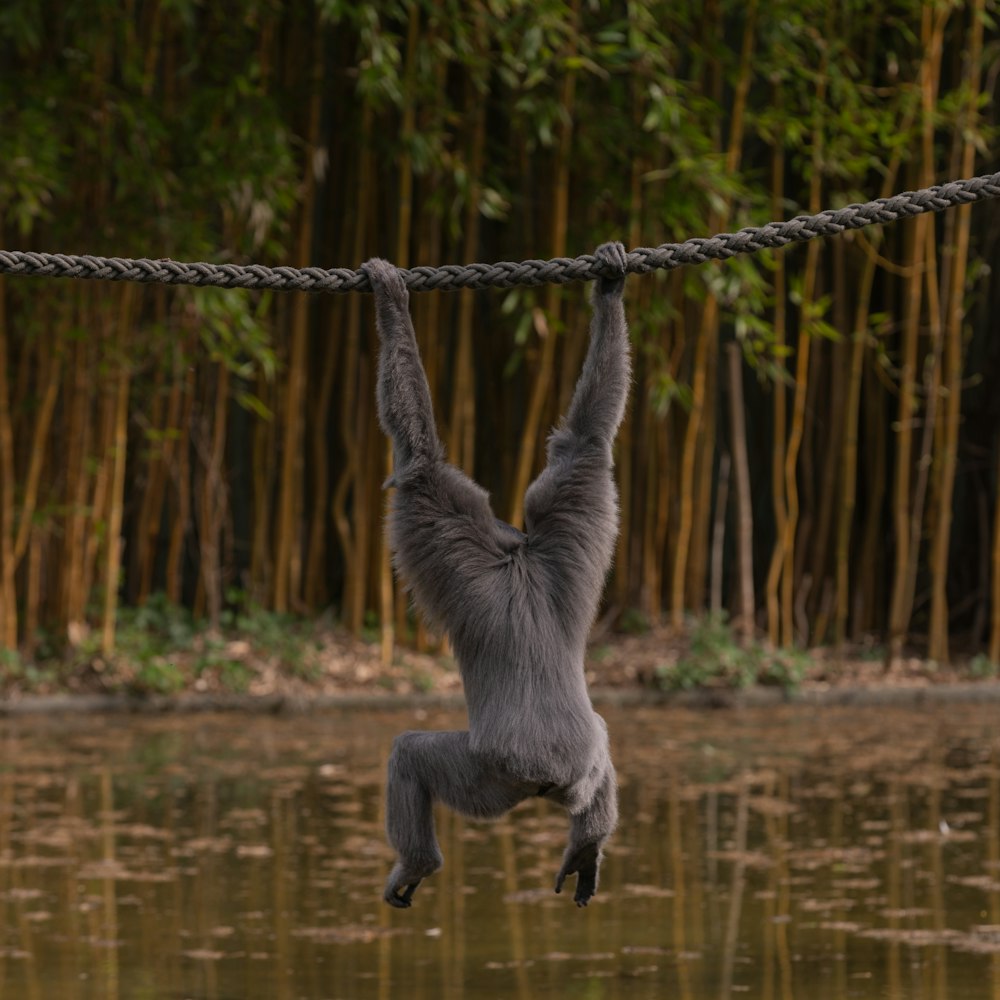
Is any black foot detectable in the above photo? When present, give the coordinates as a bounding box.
[555,842,600,907]
[385,879,421,909]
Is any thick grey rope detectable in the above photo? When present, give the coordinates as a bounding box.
[2,172,999,293]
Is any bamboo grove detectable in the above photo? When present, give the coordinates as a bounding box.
[1,0,999,670]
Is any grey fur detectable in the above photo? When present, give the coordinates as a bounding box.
[362,242,630,909]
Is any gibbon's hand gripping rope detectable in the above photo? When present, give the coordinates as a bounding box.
[1,172,999,294]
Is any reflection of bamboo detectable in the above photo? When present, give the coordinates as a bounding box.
[686,790,706,957]
[435,809,452,999]
[452,812,467,996]
[886,779,904,1000]
[927,779,948,1000]
[992,451,1000,665]
[533,801,558,979]
[63,775,85,998]
[99,769,120,1000]
[0,770,17,993]
[377,748,392,1000]
[775,774,793,1000]
[988,766,999,1000]
[762,801,777,1000]
[719,778,749,999]
[0,746,10,858]
[11,863,42,1000]
[271,790,291,1000]
[669,782,693,1000]
[832,789,848,997]
[498,825,530,1000]
[706,787,719,884]
[193,777,221,1000]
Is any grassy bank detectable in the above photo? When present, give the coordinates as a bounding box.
[2,598,996,703]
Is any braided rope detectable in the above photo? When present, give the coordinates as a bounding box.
[2,172,998,294]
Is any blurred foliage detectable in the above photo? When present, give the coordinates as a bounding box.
[657,614,811,692]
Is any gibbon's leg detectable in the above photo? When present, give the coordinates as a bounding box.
[554,764,618,907]
[384,730,531,908]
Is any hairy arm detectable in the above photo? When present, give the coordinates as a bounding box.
[363,258,506,631]
[365,258,445,474]
[522,244,631,626]
[561,243,631,448]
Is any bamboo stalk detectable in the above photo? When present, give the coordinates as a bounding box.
[131,295,166,604]
[727,341,754,637]
[333,104,372,633]
[139,331,184,601]
[990,447,1000,665]
[672,297,713,626]
[883,208,925,661]
[274,29,322,614]
[778,11,828,647]
[508,9,578,529]
[250,363,276,604]
[83,321,115,632]
[302,43,353,612]
[447,24,487,476]
[101,284,135,655]
[689,0,758,616]
[834,144,907,645]
[197,363,230,629]
[165,360,194,606]
[63,300,94,633]
[765,111,787,647]
[805,244,846,639]
[781,207,825,647]
[928,0,983,663]
[780,250,816,648]
[612,151,645,616]
[674,0,756,625]
[0,276,17,649]
[12,349,61,565]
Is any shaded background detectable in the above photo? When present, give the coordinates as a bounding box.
[1,0,999,671]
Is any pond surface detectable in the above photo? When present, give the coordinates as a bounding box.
[1,702,999,999]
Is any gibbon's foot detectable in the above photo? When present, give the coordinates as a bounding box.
[383,854,441,909]
[554,841,601,907]
[593,241,628,297]
[384,879,421,909]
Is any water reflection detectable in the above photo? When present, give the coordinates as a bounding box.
[1,703,999,998]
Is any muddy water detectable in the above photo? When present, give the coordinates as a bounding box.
[1,703,999,999]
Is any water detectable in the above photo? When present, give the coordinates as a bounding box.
[1,702,999,999]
